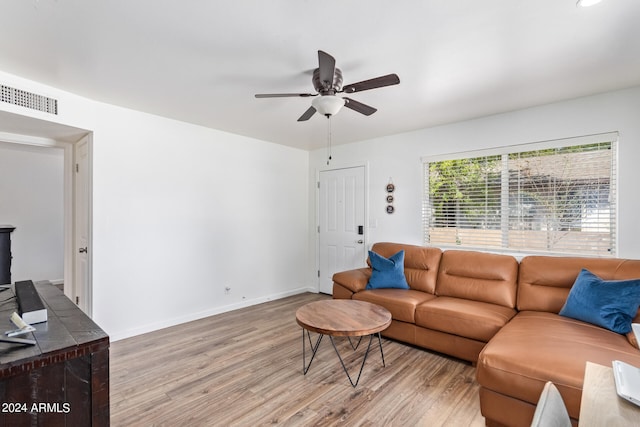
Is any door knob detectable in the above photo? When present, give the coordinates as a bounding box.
[356,240,364,244]
[79,247,88,253]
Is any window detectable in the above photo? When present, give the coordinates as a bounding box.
[423,133,617,256]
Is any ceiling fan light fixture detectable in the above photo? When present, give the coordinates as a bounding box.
[577,0,603,7]
[312,95,344,117]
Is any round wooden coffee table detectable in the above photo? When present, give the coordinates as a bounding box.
[295,299,392,387]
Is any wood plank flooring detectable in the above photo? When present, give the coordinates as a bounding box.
[110,293,485,426]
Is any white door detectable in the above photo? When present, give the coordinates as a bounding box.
[318,166,366,294]
[74,136,90,315]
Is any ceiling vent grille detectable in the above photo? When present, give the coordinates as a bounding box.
[1,84,58,115]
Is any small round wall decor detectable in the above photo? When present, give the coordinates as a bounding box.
[386,178,395,214]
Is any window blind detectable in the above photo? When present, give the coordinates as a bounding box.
[423,134,617,256]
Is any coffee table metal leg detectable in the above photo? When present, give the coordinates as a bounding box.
[377,332,386,367]
[329,334,377,388]
[347,336,364,351]
[301,330,387,387]
[346,334,384,363]
[302,329,324,375]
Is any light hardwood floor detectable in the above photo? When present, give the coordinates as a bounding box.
[110,293,486,426]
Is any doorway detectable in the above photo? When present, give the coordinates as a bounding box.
[318,165,367,294]
[0,125,92,315]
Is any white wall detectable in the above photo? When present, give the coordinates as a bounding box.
[0,70,311,340]
[90,107,311,339]
[309,86,640,262]
[0,141,64,283]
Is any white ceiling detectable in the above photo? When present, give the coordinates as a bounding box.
[1,0,639,150]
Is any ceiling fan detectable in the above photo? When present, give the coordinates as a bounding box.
[255,50,400,121]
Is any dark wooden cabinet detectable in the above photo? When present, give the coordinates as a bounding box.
[0,282,109,426]
[0,226,15,285]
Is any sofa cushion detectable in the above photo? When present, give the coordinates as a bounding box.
[353,289,435,323]
[517,256,640,317]
[435,250,518,308]
[369,242,442,294]
[559,269,640,334]
[415,297,516,342]
[366,250,410,290]
[476,311,640,420]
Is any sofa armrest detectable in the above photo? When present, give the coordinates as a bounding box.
[332,268,371,293]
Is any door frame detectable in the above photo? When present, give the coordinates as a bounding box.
[315,161,369,292]
[72,135,93,316]
[0,130,93,315]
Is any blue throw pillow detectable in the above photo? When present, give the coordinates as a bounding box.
[366,250,410,290]
[559,269,640,334]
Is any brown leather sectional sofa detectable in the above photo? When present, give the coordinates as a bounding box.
[332,242,640,427]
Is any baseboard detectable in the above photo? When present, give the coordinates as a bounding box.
[110,286,317,342]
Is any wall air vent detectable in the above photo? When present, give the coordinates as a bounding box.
[1,84,58,115]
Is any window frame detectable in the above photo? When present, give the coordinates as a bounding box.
[422,132,619,257]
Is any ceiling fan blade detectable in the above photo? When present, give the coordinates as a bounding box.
[343,97,377,116]
[297,106,317,121]
[317,50,336,89]
[255,93,315,98]
[342,73,400,94]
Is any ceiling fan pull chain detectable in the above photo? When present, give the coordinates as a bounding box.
[327,116,332,165]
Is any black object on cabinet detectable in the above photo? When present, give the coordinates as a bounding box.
[0,226,15,285]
